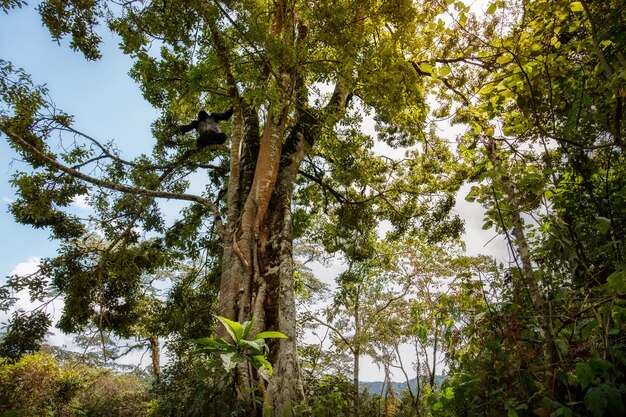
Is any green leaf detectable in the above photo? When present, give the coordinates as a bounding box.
[585,386,607,417]
[575,362,593,390]
[555,406,573,417]
[216,316,244,343]
[570,1,584,12]
[241,339,265,353]
[191,346,231,356]
[254,331,288,340]
[486,2,497,14]
[252,355,273,381]
[496,54,511,64]
[459,12,467,27]
[583,384,624,417]
[188,337,225,347]
[252,355,273,371]
[419,62,433,75]
[256,365,272,381]
[242,317,255,339]
[220,352,241,372]
[439,66,452,76]
[507,408,518,417]
[607,271,626,294]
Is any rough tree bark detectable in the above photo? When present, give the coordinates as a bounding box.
[203,2,352,414]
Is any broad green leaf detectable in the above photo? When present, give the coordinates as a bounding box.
[570,1,584,12]
[459,12,467,27]
[496,54,511,64]
[583,385,623,417]
[253,355,273,371]
[191,346,231,355]
[252,355,274,381]
[439,66,452,76]
[486,2,497,14]
[217,316,244,343]
[419,62,433,75]
[479,84,494,94]
[242,317,255,339]
[555,406,573,417]
[254,331,288,340]
[607,271,626,294]
[600,40,614,49]
[257,365,272,381]
[220,352,241,372]
[242,339,265,353]
[575,362,593,389]
[188,337,227,348]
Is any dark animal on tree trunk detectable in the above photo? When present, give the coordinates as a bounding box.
[179,108,234,148]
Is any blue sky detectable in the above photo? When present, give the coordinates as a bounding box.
[0,5,159,279]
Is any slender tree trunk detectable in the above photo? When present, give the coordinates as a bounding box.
[485,140,545,318]
[149,335,160,380]
[353,288,361,416]
[485,139,555,391]
[430,326,437,389]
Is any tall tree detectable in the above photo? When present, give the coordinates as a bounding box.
[1,0,466,413]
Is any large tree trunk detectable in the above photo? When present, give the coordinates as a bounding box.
[207,3,350,411]
[215,102,312,414]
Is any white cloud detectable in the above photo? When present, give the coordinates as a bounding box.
[71,193,91,210]
[9,256,42,276]
[2,257,69,349]
[3,257,44,313]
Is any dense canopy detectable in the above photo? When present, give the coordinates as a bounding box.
[1,0,625,416]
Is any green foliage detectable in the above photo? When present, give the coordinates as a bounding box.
[190,316,287,382]
[0,311,51,359]
[0,0,26,13]
[295,373,382,417]
[0,352,152,417]
[38,0,104,60]
[151,348,260,417]
[3,0,626,415]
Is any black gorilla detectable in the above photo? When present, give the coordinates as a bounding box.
[179,108,234,148]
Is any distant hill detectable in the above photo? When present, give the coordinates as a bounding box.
[359,376,446,395]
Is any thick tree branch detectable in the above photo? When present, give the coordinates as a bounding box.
[8,130,224,237]
[298,169,347,203]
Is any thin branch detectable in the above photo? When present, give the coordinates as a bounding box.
[304,312,356,356]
